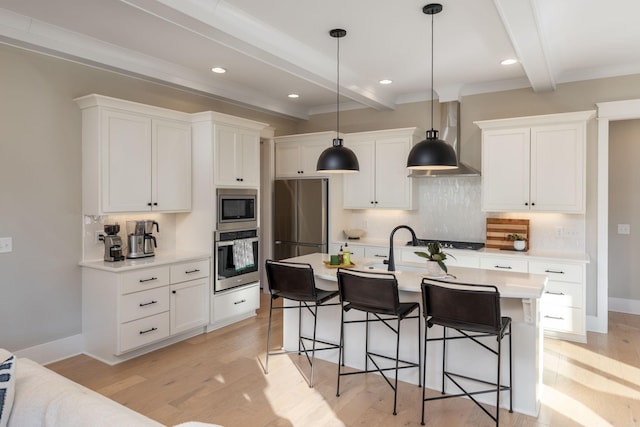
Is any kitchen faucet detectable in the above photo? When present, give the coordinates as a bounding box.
[388,225,418,272]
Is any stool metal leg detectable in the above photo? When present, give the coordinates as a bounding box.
[509,323,513,413]
[393,317,401,415]
[336,304,345,397]
[441,326,447,394]
[265,297,274,374]
[421,321,428,425]
[496,333,502,425]
[309,304,318,387]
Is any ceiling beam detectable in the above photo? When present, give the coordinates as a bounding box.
[493,0,556,92]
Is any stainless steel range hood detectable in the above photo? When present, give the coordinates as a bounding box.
[409,101,480,177]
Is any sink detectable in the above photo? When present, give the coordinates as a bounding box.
[364,262,425,273]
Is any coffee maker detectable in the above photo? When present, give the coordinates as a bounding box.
[103,224,124,262]
[126,220,158,259]
[143,220,159,256]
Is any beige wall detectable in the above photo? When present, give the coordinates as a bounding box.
[0,43,298,351]
[608,119,640,300]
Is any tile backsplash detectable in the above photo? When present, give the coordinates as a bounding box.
[349,177,586,253]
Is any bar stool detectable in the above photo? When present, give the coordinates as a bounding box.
[264,259,340,387]
[420,278,512,426]
[336,268,421,415]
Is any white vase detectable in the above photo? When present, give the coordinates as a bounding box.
[426,260,443,277]
[514,240,526,251]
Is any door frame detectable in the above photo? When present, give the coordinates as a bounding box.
[595,98,640,333]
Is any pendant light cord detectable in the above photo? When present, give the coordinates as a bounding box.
[336,34,340,142]
[430,10,434,133]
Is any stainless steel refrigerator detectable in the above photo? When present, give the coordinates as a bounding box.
[273,178,328,260]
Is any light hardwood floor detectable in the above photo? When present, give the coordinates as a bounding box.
[48,293,640,426]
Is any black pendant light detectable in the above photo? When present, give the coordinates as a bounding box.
[407,3,458,170]
[317,28,359,173]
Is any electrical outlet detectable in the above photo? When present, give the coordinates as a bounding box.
[95,231,106,243]
[0,237,12,253]
[618,224,631,235]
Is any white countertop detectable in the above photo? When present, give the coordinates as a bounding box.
[79,251,210,272]
[333,238,590,263]
[286,253,546,299]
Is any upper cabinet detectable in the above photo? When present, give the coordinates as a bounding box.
[342,128,421,210]
[274,132,335,178]
[77,94,192,215]
[214,124,261,187]
[476,111,595,213]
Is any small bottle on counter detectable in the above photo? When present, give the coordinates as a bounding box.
[338,245,344,264]
[343,243,351,265]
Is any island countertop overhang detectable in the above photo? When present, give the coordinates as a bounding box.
[286,252,547,299]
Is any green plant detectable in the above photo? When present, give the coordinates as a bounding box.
[507,233,527,241]
[414,241,455,273]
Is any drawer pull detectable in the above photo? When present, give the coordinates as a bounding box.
[374,254,387,258]
[545,291,565,296]
[234,299,247,305]
[139,277,158,283]
[494,265,512,269]
[545,269,565,274]
[139,300,158,307]
[185,269,201,274]
[544,315,564,320]
[139,327,158,335]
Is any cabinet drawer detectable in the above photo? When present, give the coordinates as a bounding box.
[120,267,170,295]
[119,311,170,353]
[541,306,584,335]
[119,286,170,323]
[170,259,209,283]
[479,257,528,273]
[541,281,583,309]
[364,246,388,259]
[529,261,582,283]
[212,284,260,323]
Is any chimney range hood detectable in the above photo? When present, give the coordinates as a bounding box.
[409,101,480,177]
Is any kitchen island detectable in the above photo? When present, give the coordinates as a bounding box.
[279,252,547,417]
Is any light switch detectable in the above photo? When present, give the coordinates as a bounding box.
[618,224,631,235]
[0,237,12,253]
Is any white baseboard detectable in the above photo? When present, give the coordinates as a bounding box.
[14,334,84,365]
[609,297,640,315]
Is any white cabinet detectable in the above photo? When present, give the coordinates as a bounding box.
[214,124,260,187]
[169,260,210,335]
[274,132,334,178]
[76,94,192,215]
[82,257,210,364]
[479,256,528,273]
[343,128,421,210]
[211,283,260,327]
[476,111,595,213]
[530,260,586,342]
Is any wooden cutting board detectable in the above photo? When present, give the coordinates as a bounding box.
[486,218,530,251]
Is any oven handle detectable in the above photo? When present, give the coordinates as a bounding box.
[216,237,259,247]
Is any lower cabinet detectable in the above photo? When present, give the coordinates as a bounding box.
[529,261,586,342]
[82,257,210,364]
[211,283,260,327]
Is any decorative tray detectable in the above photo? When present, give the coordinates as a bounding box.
[323,260,356,269]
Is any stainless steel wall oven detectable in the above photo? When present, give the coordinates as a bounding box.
[213,229,259,292]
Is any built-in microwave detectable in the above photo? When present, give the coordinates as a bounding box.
[216,188,258,231]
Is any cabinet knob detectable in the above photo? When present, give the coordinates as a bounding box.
[153,202,158,206]
[172,290,177,294]
[524,202,529,206]
[531,202,535,206]
[147,202,152,206]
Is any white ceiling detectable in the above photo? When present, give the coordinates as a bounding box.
[1,0,639,120]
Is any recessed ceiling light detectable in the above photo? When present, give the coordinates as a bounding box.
[211,67,227,74]
[288,93,299,99]
[379,79,393,85]
[500,58,518,66]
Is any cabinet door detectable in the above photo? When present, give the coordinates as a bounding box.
[170,278,209,335]
[275,143,300,178]
[101,110,151,212]
[152,119,192,212]
[343,139,375,209]
[237,130,260,187]
[214,125,239,186]
[374,137,414,209]
[530,123,585,213]
[214,125,259,186]
[299,140,329,177]
[481,128,531,212]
